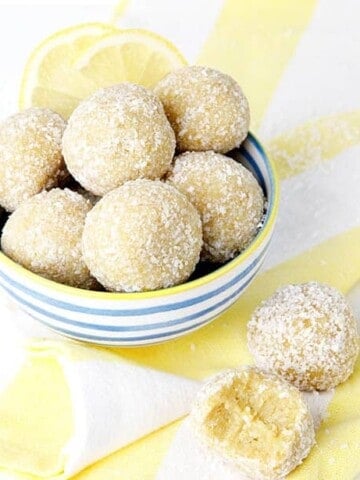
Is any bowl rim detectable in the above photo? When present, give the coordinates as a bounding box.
[0,133,280,301]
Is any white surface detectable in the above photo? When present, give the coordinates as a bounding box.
[0,289,60,341]
[0,0,222,118]
[157,390,334,480]
[263,145,360,270]
[115,0,223,62]
[259,0,360,140]
[0,4,113,119]
[0,290,57,393]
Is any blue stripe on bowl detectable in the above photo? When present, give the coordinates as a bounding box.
[239,149,266,192]
[31,313,217,344]
[0,133,273,316]
[0,244,268,316]
[247,134,275,204]
[0,132,276,346]
[28,288,250,342]
[0,256,262,333]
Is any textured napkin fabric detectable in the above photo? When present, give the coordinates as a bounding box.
[0,0,360,478]
[0,309,200,479]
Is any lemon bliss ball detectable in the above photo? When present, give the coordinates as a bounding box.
[154,66,250,153]
[1,188,96,289]
[248,282,360,391]
[0,108,67,212]
[191,366,315,480]
[82,179,202,292]
[167,151,264,263]
[62,83,176,196]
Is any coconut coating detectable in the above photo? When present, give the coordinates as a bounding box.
[167,151,264,263]
[191,366,315,480]
[82,179,202,292]
[154,66,250,153]
[62,83,176,196]
[248,282,360,391]
[1,188,97,289]
[0,108,67,212]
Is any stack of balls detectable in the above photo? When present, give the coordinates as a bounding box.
[0,63,358,480]
[0,66,265,292]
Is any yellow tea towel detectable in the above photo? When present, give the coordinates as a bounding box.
[0,0,359,479]
[0,327,199,479]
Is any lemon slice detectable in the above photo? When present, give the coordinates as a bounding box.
[19,22,118,118]
[75,29,187,89]
[20,26,186,119]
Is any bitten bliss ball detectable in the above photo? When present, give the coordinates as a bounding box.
[0,108,67,212]
[154,66,250,153]
[1,189,96,289]
[167,151,264,263]
[82,179,202,292]
[248,282,360,391]
[62,83,175,196]
[191,366,315,480]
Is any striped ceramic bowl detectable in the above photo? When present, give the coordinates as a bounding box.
[0,133,279,346]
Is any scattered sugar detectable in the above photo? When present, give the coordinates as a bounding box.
[0,107,67,212]
[167,151,264,263]
[1,188,96,289]
[82,179,202,292]
[154,65,249,153]
[62,83,175,196]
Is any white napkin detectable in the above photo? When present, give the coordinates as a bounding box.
[0,290,336,479]
[0,292,200,479]
[37,341,200,477]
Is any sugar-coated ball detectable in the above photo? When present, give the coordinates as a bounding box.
[62,83,176,196]
[247,282,360,391]
[1,188,97,289]
[191,366,315,480]
[167,151,264,263]
[0,108,67,212]
[154,66,250,153]
[82,179,202,292]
